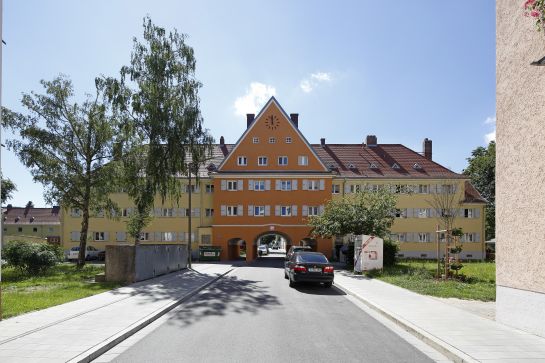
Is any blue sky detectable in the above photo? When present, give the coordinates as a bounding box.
[1,0,495,207]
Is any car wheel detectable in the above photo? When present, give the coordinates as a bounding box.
[324,282,333,288]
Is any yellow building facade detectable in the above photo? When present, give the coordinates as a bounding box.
[61,98,486,260]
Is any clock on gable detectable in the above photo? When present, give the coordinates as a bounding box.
[265,115,280,130]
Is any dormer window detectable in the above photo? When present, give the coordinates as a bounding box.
[413,163,422,170]
[392,163,400,169]
[252,137,259,144]
[348,163,356,169]
[369,163,378,169]
[207,163,216,171]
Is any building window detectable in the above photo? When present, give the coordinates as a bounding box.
[227,180,238,191]
[254,206,265,216]
[395,209,406,218]
[227,206,238,216]
[3,228,6,232]
[391,233,406,242]
[281,206,292,216]
[33,227,38,232]
[418,184,429,194]
[70,208,81,217]
[269,137,276,144]
[184,185,198,193]
[201,234,212,245]
[308,206,319,216]
[122,208,131,217]
[332,184,340,194]
[253,137,259,144]
[441,184,455,194]
[278,156,288,166]
[237,156,247,166]
[418,233,430,243]
[350,184,360,193]
[416,208,429,218]
[308,180,319,191]
[254,180,266,191]
[18,227,23,233]
[95,232,106,241]
[464,209,474,218]
[285,137,292,144]
[206,184,214,193]
[281,180,292,191]
[160,232,174,242]
[205,208,214,217]
[258,156,268,166]
[298,155,308,166]
[161,208,174,217]
[139,232,150,241]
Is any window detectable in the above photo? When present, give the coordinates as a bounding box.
[395,209,406,218]
[227,180,238,191]
[206,184,214,193]
[227,206,238,216]
[349,184,360,193]
[332,184,340,194]
[464,209,474,218]
[463,233,476,242]
[254,206,265,216]
[254,180,266,191]
[161,208,174,217]
[160,232,175,242]
[201,234,212,245]
[278,156,288,166]
[139,232,150,241]
[237,156,247,166]
[441,184,455,194]
[416,208,429,218]
[258,156,268,166]
[281,206,292,216]
[418,233,430,243]
[269,137,276,144]
[369,163,378,169]
[391,233,406,242]
[253,137,259,144]
[392,163,400,169]
[122,208,131,217]
[418,184,429,194]
[281,180,292,191]
[308,206,319,216]
[94,232,106,241]
[298,155,308,166]
[33,227,38,232]
[70,208,81,217]
[184,185,198,193]
[3,228,6,232]
[18,227,23,232]
[285,137,292,144]
[205,208,214,217]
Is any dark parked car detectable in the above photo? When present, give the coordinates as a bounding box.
[284,252,334,288]
[285,245,312,261]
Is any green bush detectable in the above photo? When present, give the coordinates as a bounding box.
[383,238,399,266]
[3,240,60,275]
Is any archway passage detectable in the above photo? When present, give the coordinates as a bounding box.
[254,232,291,259]
[227,238,246,260]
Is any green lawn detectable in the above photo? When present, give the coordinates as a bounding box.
[1,264,122,319]
[366,260,496,301]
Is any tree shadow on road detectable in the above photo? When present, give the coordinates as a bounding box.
[163,274,282,328]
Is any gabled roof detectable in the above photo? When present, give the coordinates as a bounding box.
[3,207,61,225]
[463,181,488,203]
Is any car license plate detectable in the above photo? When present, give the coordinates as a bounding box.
[309,267,321,272]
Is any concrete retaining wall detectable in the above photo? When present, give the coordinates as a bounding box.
[105,244,188,283]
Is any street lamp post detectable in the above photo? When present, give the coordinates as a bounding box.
[187,163,193,268]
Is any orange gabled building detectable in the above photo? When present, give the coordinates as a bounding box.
[212,97,333,260]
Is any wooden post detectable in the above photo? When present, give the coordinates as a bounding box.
[436,225,440,279]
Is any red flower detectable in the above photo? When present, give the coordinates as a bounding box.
[531,10,540,17]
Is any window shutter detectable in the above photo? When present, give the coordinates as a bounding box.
[154,208,161,217]
[248,180,254,191]
[194,185,200,193]
[265,180,271,190]
[275,205,280,216]
[406,208,413,218]
[237,180,243,191]
[71,231,80,241]
[153,232,160,241]
[319,205,325,215]
[344,184,351,193]
[238,205,243,216]
[179,232,185,242]
[319,179,325,190]
[248,205,254,216]
[265,205,271,216]
[194,208,201,217]
[475,208,480,218]
[292,205,298,216]
[302,180,308,190]
[302,205,308,216]
[475,233,480,242]
[275,180,281,190]
[221,180,227,190]
[298,156,302,165]
[426,208,432,217]
[429,232,434,242]
[104,232,109,241]
[221,205,226,216]
[292,180,298,190]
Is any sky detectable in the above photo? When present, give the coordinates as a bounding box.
[1,0,496,207]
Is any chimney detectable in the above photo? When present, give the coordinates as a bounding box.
[246,114,255,128]
[7,204,13,211]
[220,136,225,146]
[320,138,326,147]
[290,113,299,128]
[423,138,432,160]
[366,135,377,147]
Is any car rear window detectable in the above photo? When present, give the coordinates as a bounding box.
[71,247,80,251]
[297,254,329,263]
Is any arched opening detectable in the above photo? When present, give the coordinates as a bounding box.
[300,237,318,252]
[254,231,291,258]
[227,238,246,260]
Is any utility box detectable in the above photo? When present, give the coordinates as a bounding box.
[354,235,383,272]
[199,246,222,261]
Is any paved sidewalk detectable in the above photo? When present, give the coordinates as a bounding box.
[334,271,545,363]
[0,263,235,363]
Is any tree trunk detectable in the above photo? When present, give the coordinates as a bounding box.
[77,201,90,268]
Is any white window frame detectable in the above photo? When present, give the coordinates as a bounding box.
[349,184,360,193]
[308,206,319,216]
[94,232,106,241]
[281,206,292,216]
[161,208,174,217]
[417,208,428,218]
[332,184,340,194]
[395,209,406,218]
[285,137,292,144]
[269,137,276,144]
[464,209,474,218]
[281,180,292,191]
[206,184,214,193]
[418,233,430,243]
[253,137,259,144]
[139,232,150,241]
[71,208,81,217]
[254,206,265,216]
[278,156,288,166]
[227,206,238,216]
[161,232,175,242]
[205,208,214,217]
[237,156,247,166]
[227,180,238,191]
[258,156,268,166]
[254,180,266,191]
[418,184,429,194]
[307,180,319,191]
[298,155,309,166]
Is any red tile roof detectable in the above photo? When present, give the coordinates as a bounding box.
[3,207,61,225]
[463,181,487,204]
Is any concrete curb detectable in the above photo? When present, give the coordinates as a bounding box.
[68,267,235,363]
[334,281,479,363]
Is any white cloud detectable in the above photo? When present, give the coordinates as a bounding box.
[484,115,496,143]
[234,82,276,116]
[299,71,333,93]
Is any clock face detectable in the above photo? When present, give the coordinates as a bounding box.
[265,115,280,130]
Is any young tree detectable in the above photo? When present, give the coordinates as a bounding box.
[463,141,495,240]
[4,76,121,267]
[0,175,16,204]
[102,17,213,250]
[309,188,397,239]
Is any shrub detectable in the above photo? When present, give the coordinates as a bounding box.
[3,240,60,274]
[383,238,399,266]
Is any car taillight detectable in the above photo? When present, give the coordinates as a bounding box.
[293,265,307,272]
[323,266,334,273]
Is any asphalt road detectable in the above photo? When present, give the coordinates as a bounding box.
[111,257,433,363]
